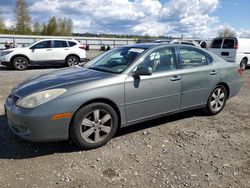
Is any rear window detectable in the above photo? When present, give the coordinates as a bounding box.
[68,41,77,47]
[211,39,222,48]
[222,39,235,49]
[54,40,68,48]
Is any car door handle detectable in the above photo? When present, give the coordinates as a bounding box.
[171,75,181,81]
[210,70,218,75]
[46,49,52,51]
[64,49,69,50]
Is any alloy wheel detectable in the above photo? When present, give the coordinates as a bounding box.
[80,109,112,143]
[210,87,226,112]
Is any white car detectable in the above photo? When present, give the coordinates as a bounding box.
[208,37,250,70]
[170,40,200,47]
[0,39,86,70]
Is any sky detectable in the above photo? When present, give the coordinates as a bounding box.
[0,0,250,38]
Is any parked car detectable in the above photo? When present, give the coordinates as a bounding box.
[170,39,200,47]
[5,43,242,149]
[208,37,250,70]
[0,39,86,70]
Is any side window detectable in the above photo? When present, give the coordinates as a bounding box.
[211,39,222,48]
[68,41,77,47]
[33,41,51,49]
[140,47,177,73]
[222,39,235,49]
[179,47,212,68]
[53,40,68,48]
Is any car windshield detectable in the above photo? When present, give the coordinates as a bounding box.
[84,47,146,74]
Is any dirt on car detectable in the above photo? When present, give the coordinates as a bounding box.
[0,57,249,188]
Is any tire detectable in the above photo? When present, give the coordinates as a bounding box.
[204,85,227,115]
[240,58,247,71]
[12,56,29,70]
[66,55,79,67]
[70,103,118,150]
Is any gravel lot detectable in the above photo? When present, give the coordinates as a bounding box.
[0,55,249,188]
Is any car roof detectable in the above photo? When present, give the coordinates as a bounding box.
[122,43,171,49]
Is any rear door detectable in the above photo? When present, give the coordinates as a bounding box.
[221,38,237,62]
[209,38,237,62]
[51,40,69,61]
[178,46,220,109]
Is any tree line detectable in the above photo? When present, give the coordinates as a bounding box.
[0,0,73,36]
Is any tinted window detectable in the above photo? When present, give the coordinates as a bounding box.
[211,39,222,48]
[54,40,68,48]
[33,41,51,49]
[140,47,177,72]
[68,41,77,47]
[179,47,212,68]
[222,39,235,49]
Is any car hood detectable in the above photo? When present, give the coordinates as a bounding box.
[12,67,112,97]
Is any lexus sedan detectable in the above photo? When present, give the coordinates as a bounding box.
[5,43,243,149]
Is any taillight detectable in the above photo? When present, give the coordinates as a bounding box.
[237,67,243,76]
[235,40,238,49]
[79,45,85,50]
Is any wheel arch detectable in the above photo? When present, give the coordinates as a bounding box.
[65,54,80,62]
[10,54,31,65]
[216,82,230,99]
[68,98,121,136]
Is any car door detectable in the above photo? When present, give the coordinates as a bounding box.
[51,40,69,61]
[221,38,237,62]
[177,46,220,109]
[124,47,182,123]
[29,40,52,62]
[209,38,223,57]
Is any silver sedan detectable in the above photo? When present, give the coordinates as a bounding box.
[5,43,243,149]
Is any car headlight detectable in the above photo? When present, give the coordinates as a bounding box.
[16,88,67,108]
[1,50,13,56]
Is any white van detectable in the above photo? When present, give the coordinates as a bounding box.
[209,37,250,70]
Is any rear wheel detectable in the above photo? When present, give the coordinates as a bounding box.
[204,85,227,115]
[12,56,29,70]
[70,103,118,150]
[66,55,79,67]
[240,58,247,70]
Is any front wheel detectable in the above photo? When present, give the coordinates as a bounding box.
[70,103,118,150]
[66,56,79,67]
[12,56,29,70]
[204,85,227,115]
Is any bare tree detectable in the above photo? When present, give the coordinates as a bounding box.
[15,0,31,34]
[0,8,5,32]
[217,27,236,37]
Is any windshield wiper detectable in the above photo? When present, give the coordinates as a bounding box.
[88,66,118,74]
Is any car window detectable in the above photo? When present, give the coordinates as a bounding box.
[222,39,235,49]
[211,39,222,48]
[53,40,68,48]
[33,41,51,49]
[179,47,212,68]
[140,47,177,73]
[86,47,145,73]
[68,41,77,47]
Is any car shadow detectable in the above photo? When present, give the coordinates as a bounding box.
[0,109,204,160]
[0,65,63,71]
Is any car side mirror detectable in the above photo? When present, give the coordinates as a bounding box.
[134,66,152,76]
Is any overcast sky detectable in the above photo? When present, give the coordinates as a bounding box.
[0,0,250,38]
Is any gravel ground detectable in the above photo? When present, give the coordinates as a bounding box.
[0,56,249,188]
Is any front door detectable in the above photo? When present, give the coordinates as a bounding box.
[29,40,52,62]
[124,47,182,123]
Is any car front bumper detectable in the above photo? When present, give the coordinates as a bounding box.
[5,95,70,142]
